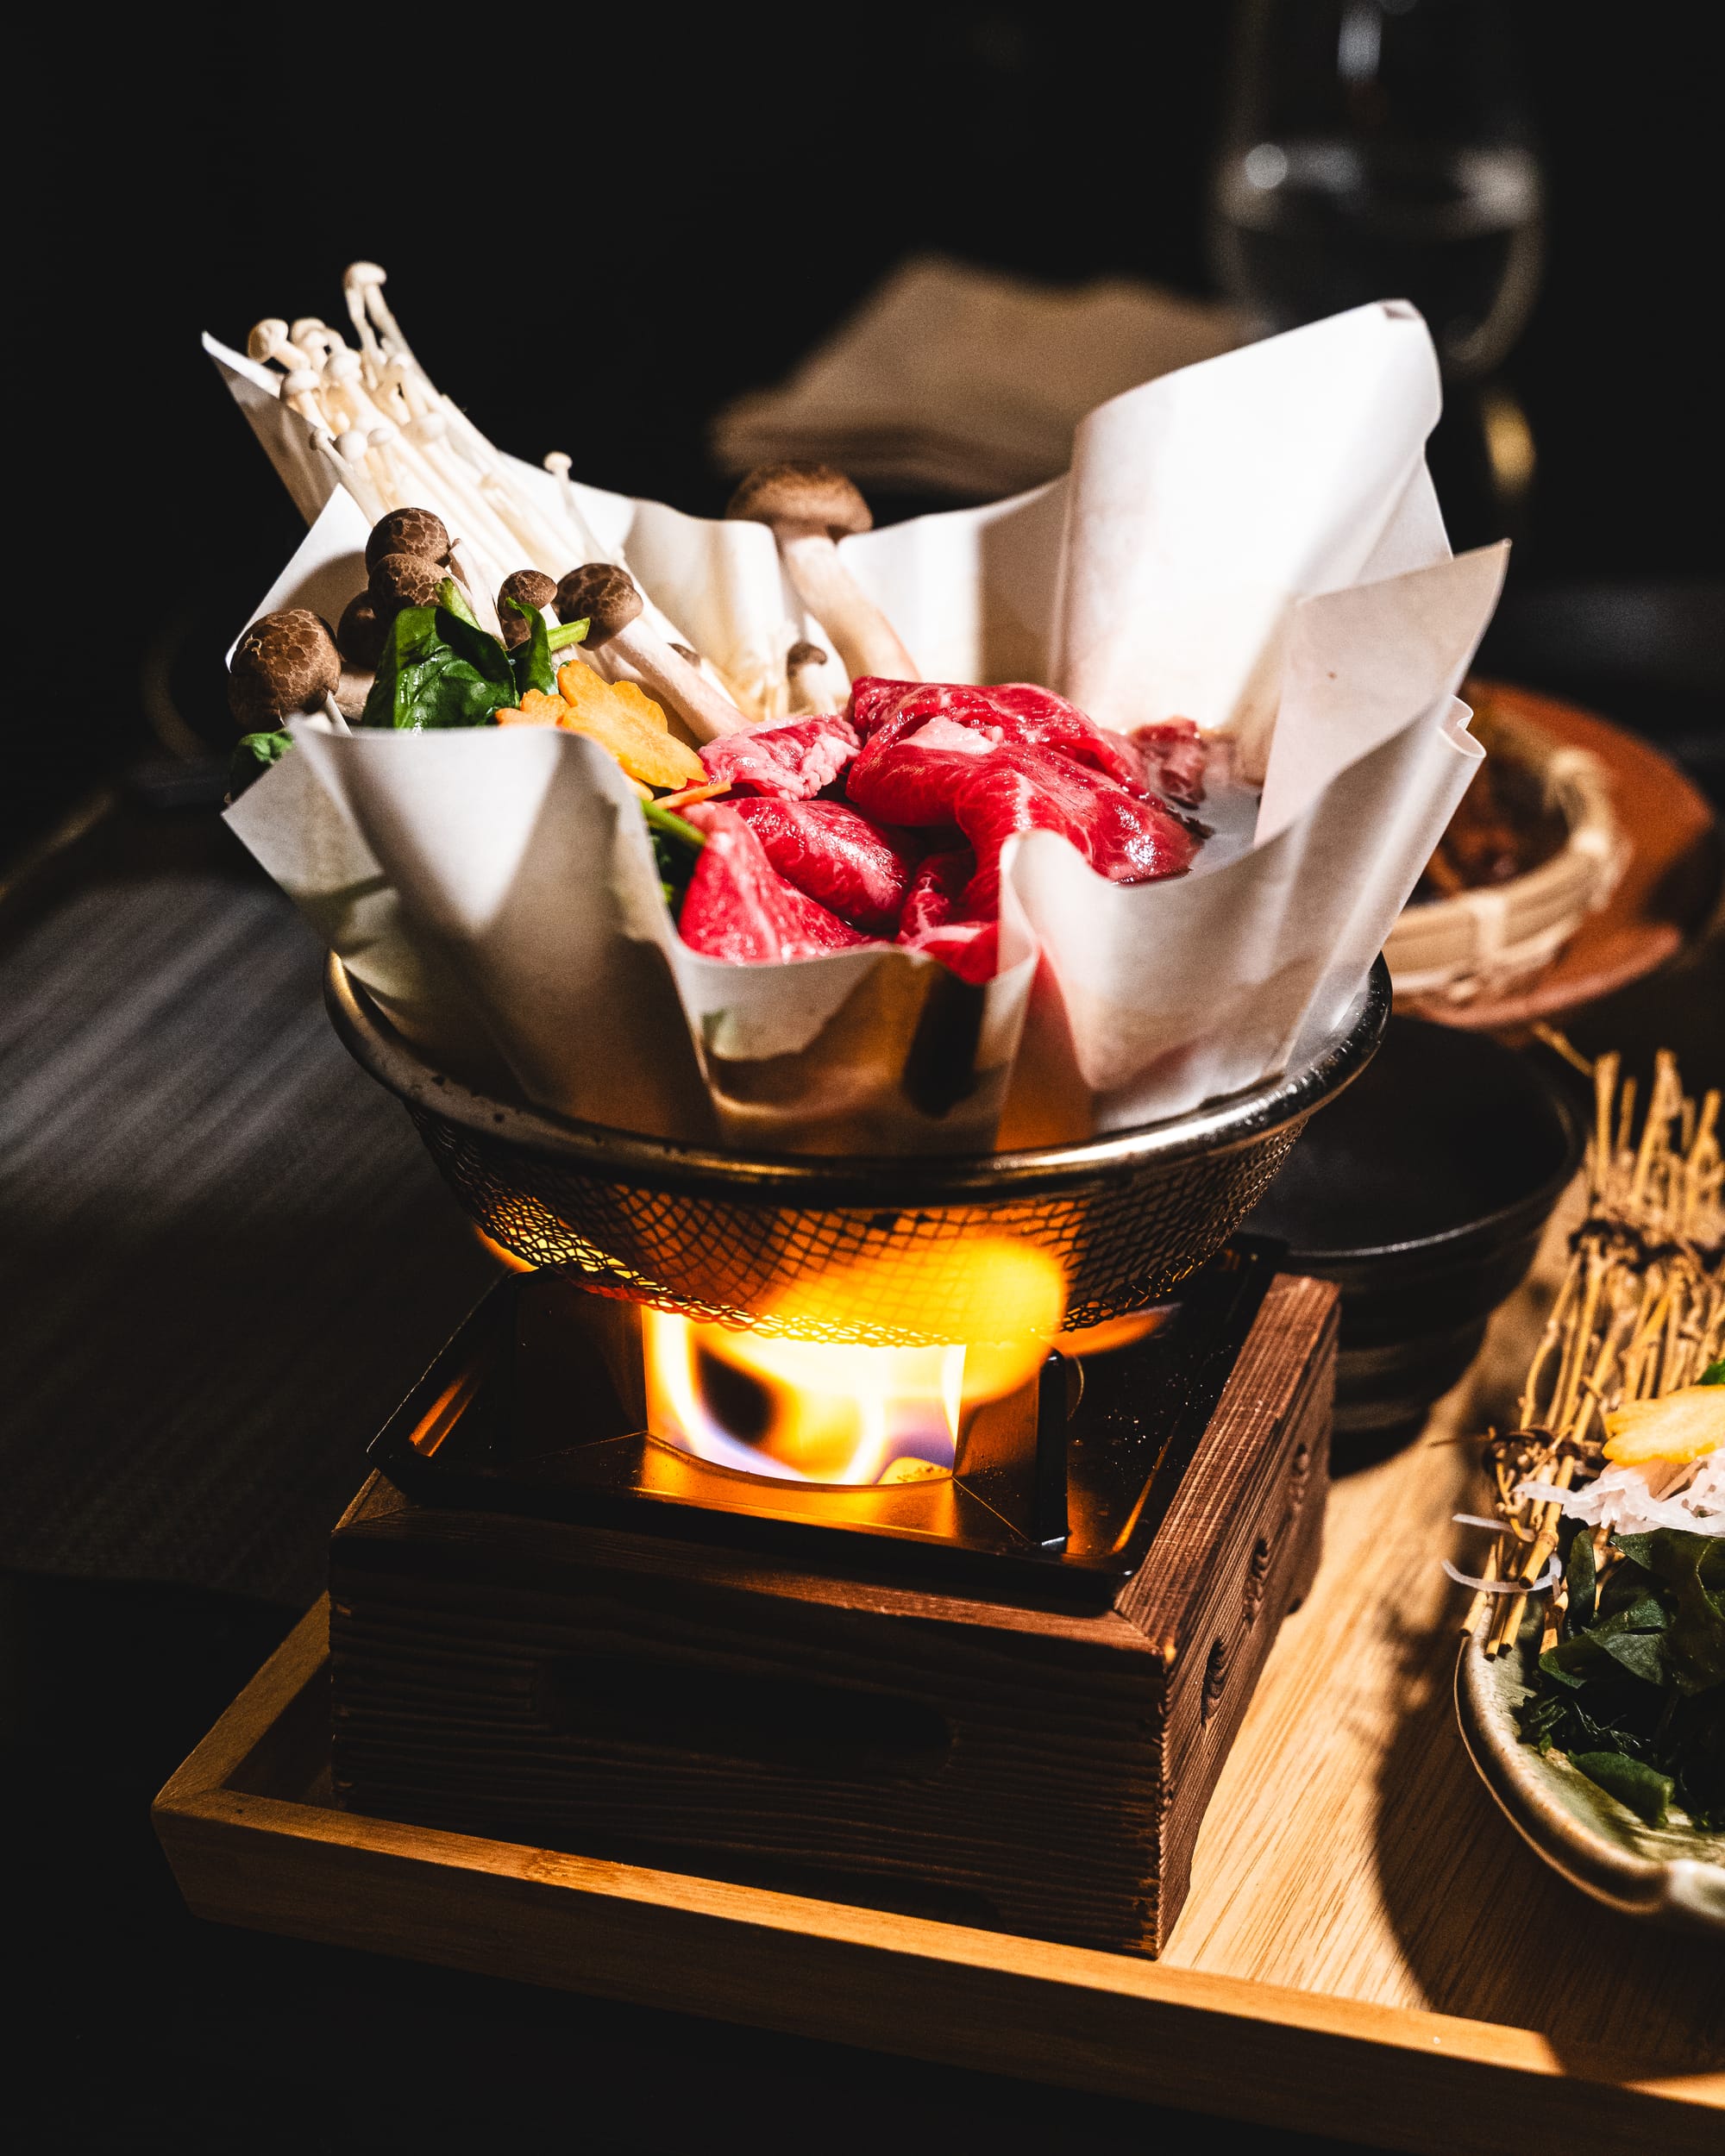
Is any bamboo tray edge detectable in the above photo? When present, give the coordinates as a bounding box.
[154,1600,1722,2156]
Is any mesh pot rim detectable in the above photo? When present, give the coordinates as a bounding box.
[325,955,1389,1208]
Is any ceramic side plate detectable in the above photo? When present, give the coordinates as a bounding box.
[1455,1629,1725,1934]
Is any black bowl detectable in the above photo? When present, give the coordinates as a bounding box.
[1242,1017,1583,1469]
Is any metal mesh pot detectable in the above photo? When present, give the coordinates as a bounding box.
[326,957,1389,1344]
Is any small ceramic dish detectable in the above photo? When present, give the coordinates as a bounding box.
[1240,1015,1581,1460]
[1455,1626,1725,1935]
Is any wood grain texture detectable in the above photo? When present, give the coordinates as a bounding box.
[326,1275,1334,1956]
[154,1604,1721,2156]
[1161,1183,1724,2062]
[152,1205,1724,2148]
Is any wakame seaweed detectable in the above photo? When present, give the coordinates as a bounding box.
[1518,1526,1725,1827]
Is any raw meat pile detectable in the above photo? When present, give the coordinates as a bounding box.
[679,680,1209,984]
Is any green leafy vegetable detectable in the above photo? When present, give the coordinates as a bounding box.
[361,603,518,731]
[1567,1752,1674,1827]
[642,800,706,852]
[436,575,483,631]
[643,797,705,918]
[1564,1524,1596,1630]
[1521,1527,1725,1827]
[505,597,557,700]
[548,619,589,653]
[1701,1359,1725,1386]
[229,729,294,796]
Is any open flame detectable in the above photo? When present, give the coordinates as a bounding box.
[644,1238,1066,1487]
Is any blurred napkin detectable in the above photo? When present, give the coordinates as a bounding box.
[712,255,1248,498]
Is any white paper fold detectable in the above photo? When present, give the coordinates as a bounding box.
[298,726,1035,1154]
[1051,302,1445,780]
[998,539,1505,1136]
[215,299,1504,1156]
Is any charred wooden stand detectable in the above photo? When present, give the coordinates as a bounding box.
[327,1245,1333,1958]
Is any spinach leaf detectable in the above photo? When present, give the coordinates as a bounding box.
[436,575,483,631]
[506,597,557,699]
[229,729,294,797]
[1701,1359,1724,1385]
[643,798,705,919]
[361,604,518,731]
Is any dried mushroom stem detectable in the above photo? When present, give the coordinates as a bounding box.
[1463,1043,1723,1657]
[1460,1539,1501,1638]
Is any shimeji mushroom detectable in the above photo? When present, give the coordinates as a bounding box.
[367,507,452,575]
[498,571,557,652]
[554,565,751,744]
[336,594,386,672]
[247,317,310,372]
[229,611,342,730]
[279,368,332,430]
[786,638,844,715]
[726,462,919,682]
[369,551,445,619]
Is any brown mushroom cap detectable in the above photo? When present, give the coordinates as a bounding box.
[726,461,873,541]
[364,506,451,574]
[227,610,341,730]
[369,551,445,617]
[497,568,558,649]
[555,563,643,648]
[336,592,386,670]
[787,638,830,670]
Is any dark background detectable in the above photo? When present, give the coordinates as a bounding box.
[6,9,1722,2150]
[9,2,1722,868]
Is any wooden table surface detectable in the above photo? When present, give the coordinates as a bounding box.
[155,1188,1723,2154]
[1166,1193,1719,2059]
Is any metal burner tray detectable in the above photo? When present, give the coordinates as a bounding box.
[365,1244,1280,1607]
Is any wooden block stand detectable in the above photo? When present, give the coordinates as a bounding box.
[329,1274,1333,1959]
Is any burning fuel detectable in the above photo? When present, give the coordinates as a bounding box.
[644,1238,1066,1486]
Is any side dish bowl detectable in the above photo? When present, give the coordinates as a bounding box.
[1456,1627,1725,1934]
[1242,1015,1581,1462]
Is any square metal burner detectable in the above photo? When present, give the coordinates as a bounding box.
[365,1242,1282,1606]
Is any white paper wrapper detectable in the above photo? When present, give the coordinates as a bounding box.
[216,300,1504,1154]
[292,724,1034,1153]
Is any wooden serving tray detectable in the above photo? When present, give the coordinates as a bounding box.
[154,1280,1722,2154]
